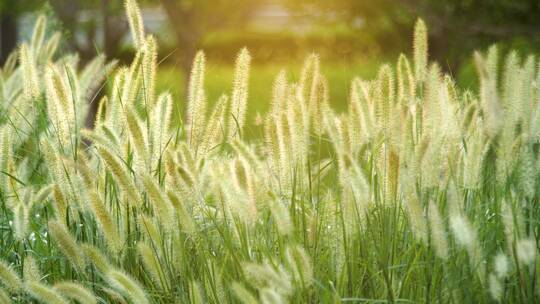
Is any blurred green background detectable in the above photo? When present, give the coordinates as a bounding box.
[1,0,540,110]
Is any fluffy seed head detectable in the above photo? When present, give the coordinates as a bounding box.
[187,51,207,151]
[488,274,502,301]
[23,256,41,282]
[516,239,536,266]
[44,32,61,61]
[230,282,258,304]
[19,43,40,100]
[142,174,175,232]
[34,185,53,207]
[88,191,122,253]
[428,202,448,260]
[270,200,293,236]
[286,245,313,286]
[0,288,10,304]
[54,282,97,304]
[102,287,128,304]
[30,15,47,54]
[151,92,173,159]
[82,244,111,273]
[137,243,164,288]
[13,203,29,240]
[413,18,428,82]
[26,281,68,304]
[449,214,475,247]
[403,188,428,244]
[124,0,145,47]
[501,200,515,251]
[97,146,141,206]
[48,220,85,270]
[242,261,291,294]
[0,127,12,195]
[44,64,74,148]
[494,252,509,278]
[397,53,416,102]
[260,288,285,304]
[106,270,149,304]
[229,48,251,139]
[142,36,157,107]
[0,260,22,292]
[125,107,149,171]
[166,190,195,235]
[200,94,227,154]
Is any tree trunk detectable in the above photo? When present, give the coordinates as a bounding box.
[0,12,17,64]
[101,0,127,59]
[102,0,112,57]
[160,0,200,97]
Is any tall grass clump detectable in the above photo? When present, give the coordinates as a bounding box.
[1,2,540,303]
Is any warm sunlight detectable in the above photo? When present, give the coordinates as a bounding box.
[0,0,539,303]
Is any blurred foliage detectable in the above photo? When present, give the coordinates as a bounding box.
[290,0,540,72]
[154,59,382,138]
[152,27,382,64]
[3,0,540,87]
[48,0,128,59]
[0,0,41,14]
[157,0,259,74]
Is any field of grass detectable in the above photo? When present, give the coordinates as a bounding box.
[1,1,540,304]
[155,61,382,141]
[156,61,381,113]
